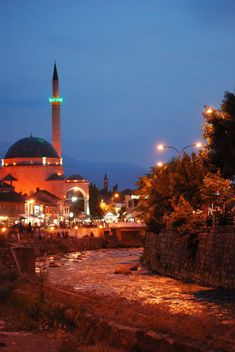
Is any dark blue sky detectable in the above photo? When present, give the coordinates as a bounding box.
[1,0,235,167]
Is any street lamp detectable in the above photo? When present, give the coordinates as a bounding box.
[156,161,164,167]
[205,107,213,115]
[157,142,203,160]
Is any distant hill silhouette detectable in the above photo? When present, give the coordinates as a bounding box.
[0,144,147,190]
[63,155,147,190]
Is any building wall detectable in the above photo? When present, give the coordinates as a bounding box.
[0,164,64,197]
[0,165,90,214]
[0,201,25,218]
[144,229,235,289]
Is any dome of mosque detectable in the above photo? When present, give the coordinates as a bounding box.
[5,136,59,159]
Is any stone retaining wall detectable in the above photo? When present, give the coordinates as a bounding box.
[144,228,235,289]
[30,237,106,257]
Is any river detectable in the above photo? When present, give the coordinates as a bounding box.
[36,247,235,350]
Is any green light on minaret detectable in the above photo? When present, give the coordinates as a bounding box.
[49,97,63,103]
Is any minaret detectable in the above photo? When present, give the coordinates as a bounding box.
[49,63,62,157]
[104,173,108,194]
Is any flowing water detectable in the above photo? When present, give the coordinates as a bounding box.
[36,247,235,324]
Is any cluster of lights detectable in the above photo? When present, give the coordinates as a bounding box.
[66,179,86,183]
[49,97,63,103]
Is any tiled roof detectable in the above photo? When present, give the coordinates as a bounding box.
[1,174,17,182]
[0,190,25,203]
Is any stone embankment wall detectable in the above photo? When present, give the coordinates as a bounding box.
[0,238,108,276]
[144,228,235,289]
[0,235,142,277]
[31,237,106,257]
[30,235,143,257]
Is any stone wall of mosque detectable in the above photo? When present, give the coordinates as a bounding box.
[143,228,235,289]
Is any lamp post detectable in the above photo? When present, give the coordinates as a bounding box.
[157,142,203,160]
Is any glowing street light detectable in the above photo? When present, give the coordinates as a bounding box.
[157,144,164,151]
[157,161,164,167]
[195,142,202,148]
[157,142,203,160]
[205,107,213,114]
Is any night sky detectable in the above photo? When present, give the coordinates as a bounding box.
[1,0,235,168]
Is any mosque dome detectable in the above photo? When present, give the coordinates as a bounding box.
[5,136,59,159]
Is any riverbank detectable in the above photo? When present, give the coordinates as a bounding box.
[41,248,235,351]
[1,246,235,351]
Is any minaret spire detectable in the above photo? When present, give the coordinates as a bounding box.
[49,63,62,158]
[53,62,58,81]
[104,173,108,194]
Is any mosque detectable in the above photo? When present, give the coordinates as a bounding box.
[0,64,90,222]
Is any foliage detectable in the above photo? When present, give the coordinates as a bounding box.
[10,288,76,331]
[100,199,116,215]
[203,91,235,179]
[136,91,235,235]
[136,153,208,233]
[166,196,200,235]
[200,171,233,207]
[89,183,103,217]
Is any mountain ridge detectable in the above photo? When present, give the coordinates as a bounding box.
[63,155,147,190]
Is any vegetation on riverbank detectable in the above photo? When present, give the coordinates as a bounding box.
[0,267,127,351]
[136,91,235,234]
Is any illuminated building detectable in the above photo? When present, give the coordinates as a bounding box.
[0,181,25,223]
[0,64,90,220]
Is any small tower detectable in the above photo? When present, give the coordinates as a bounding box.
[104,173,108,194]
[49,63,62,158]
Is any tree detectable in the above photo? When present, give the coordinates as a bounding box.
[89,183,103,217]
[203,91,235,179]
[136,153,208,232]
[200,171,233,209]
[166,196,203,236]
